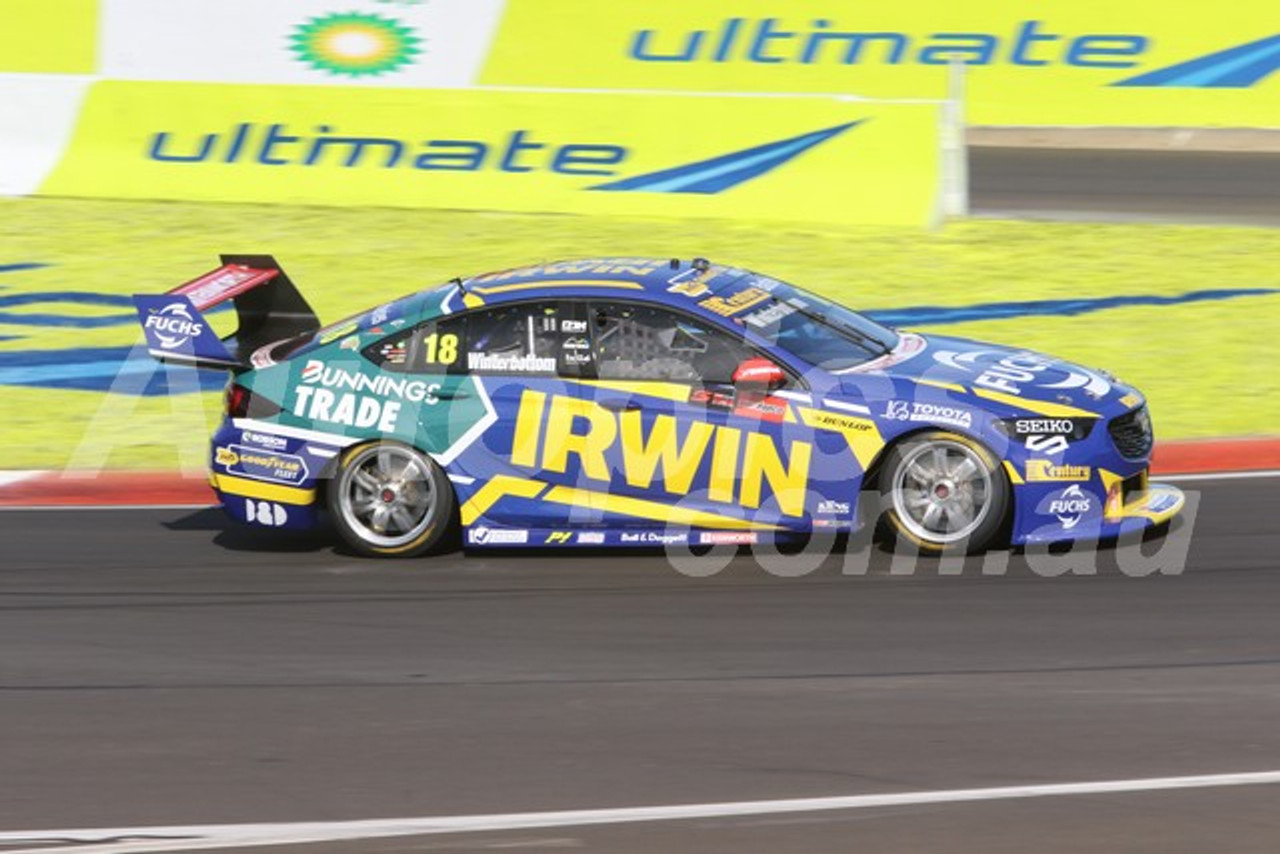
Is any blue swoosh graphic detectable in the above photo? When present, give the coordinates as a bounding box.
[591,121,862,194]
[866,288,1279,326]
[1113,34,1280,88]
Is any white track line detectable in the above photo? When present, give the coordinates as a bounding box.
[4,770,1280,854]
[0,470,41,488]
[0,503,214,512]
[1160,469,1280,482]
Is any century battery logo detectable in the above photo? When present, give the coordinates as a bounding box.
[144,302,204,350]
[628,19,1280,88]
[145,120,861,195]
[289,12,423,77]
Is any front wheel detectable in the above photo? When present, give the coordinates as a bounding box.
[328,442,456,557]
[879,431,1009,555]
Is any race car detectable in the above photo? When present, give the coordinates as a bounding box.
[134,254,1184,557]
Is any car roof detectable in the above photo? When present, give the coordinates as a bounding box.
[460,257,751,304]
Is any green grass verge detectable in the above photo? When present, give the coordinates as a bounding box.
[2,197,1278,471]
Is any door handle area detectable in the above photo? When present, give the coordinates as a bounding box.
[598,399,641,412]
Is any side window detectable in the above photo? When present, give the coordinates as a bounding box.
[464,302,561,375]
[367,302,587,376]
[364,315,466,374]
[589,302,755,385]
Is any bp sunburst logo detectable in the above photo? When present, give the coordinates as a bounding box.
[289,12,423,77]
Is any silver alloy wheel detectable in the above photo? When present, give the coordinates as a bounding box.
[890,439,993,546]
[335,444,438,550]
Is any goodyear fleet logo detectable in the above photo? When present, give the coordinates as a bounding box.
[145,121,860,195]
[629,19,1280,88]
[289,12,423,77]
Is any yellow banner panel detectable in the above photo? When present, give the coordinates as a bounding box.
[480,0,1280,128]
[40,81,941,227]
[0,0,98,73]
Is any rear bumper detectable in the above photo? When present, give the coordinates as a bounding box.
[209,418,334,530]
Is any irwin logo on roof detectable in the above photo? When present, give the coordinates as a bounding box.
[145,120,862,195]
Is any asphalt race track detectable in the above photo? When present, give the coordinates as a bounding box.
[2,475,1279,852]
[971,148,1280,224]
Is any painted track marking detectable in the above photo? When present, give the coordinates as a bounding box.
[4,770,1280,853]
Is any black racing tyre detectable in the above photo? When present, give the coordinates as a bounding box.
[328,441,456,558]
[878,430,1010,555]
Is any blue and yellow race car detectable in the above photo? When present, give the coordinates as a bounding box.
[134,255,1183,556]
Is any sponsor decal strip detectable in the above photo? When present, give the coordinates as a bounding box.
[970,387,1097,419]
[820,398,871,415]
[232,418,358,449]
[470,279,646,295]
[542,484,777,530]
[210,472,315,505]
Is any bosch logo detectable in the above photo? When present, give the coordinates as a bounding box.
[144,303,204,350]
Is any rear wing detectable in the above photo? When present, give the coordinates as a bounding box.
[133,254,320,370]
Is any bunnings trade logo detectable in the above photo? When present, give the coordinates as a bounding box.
[629,19,1280,88]
[146,120,862,195]
[289,12,422,77]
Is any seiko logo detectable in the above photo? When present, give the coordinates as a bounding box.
[1014,418,1075,435]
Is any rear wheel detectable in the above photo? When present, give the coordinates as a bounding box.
[328,442,455,557]
[879,431,1009,555]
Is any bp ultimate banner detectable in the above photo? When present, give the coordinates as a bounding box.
[479,0,1280,127]
[36,81,943,227]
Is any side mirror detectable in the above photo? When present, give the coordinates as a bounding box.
[732,357,786,393]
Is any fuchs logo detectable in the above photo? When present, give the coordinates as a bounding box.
[1048,484,1092,529]
[932,349,1110,398]
[144,302,204,350]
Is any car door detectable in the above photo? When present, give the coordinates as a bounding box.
[367,300,598,538]
[573,299,818,541]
